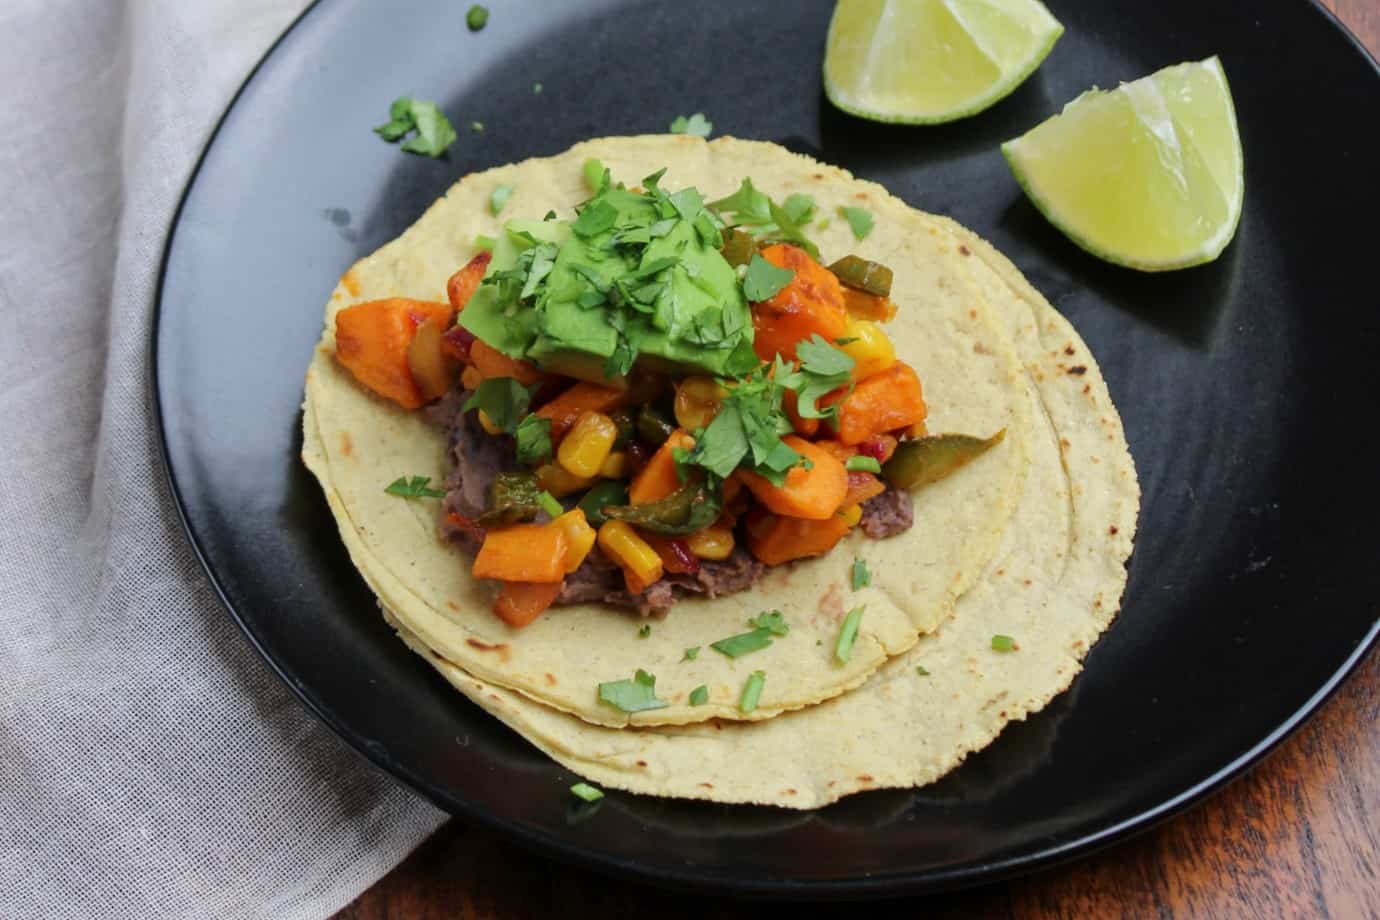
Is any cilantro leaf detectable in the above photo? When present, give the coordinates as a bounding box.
[572,199,618,237]
[515,414,552,465]
[788,335,855,420]
[846,455,881,473]
[597,669,669,712]
[742,254,795,301]
[461,377,534,434]
[850,558,871,591]
[709,178,773,225]
[796,335,855,377]
[474,234,496,252]
[570,782,603,802]
[490,184,515,215]
[991,634,1017,652]
[383,475,447,499]
[840,206,875,241]
[739,671,766,714]
[375,98,457,157]
[466,4,489,30]
[669,113,713,137]
[682,646,700,661]
[916,666,931,676]
[689,685,709,706]
[781,193,816,226]
[711,627,776,658]
[686,404,749,477]
[835,606,864,664]
[748,610,789,636]
[638,624,651,639]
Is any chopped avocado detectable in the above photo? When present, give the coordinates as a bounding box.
[459,175,753,382]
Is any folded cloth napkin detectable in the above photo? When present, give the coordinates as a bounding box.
[0,2,445,916]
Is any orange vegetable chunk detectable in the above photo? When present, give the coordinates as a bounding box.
[738,435,847,520]
[470,338,544,386]
[334,298,454,409]
[535,382,629,442]
[745,509,851,566]
[823,362,927,445]
[472,524,568,583]
[446,251,493,312]
[494,580,563,627]
[841,287,897,322]
[843,471,887,508]
[628,430,695,504]
[750,244,848,362]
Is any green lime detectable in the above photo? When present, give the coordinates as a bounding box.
[823,0,1063,125]
[1002,57,1245,271]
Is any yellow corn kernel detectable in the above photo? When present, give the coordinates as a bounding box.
[597,520,663,586]
[557,411,618,479]
[460,364,485,390]
[552,509,597,573]
[838,503,863,527]
[597,451,627,479]
[686,526,735,561]
[477,409,503,435]
[673,376,728,430]
[535,463,594,498]
[840,319,896,381]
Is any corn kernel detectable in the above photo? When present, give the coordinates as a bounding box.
[673,376,728,430]
[552,509,597,573]
[557,411,618,479]
[597,451,627,479]
[535,463,594,498]
[477,409,503,435]
[686,527,735,561]
[460,364,485,390]
[838,504,863,527]
[840,319,897,381]
[597,520,663,586]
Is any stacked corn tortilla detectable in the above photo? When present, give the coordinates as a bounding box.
[301,137,1138,808]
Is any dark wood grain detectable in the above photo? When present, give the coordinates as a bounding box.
[336,5,1380,917]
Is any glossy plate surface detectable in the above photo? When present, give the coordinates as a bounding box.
[155,0,1380,896]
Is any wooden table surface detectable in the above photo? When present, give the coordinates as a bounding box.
[337,4,1379,916]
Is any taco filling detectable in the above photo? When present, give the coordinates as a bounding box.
[330,164,1000,627]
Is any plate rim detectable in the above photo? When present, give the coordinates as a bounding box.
[150,0,1380,897]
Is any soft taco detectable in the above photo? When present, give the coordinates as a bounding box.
[302,137,1037,731]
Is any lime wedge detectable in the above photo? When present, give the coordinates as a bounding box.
[823,0,1064,124]
[1002,57,1245,271]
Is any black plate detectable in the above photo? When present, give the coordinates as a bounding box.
[155,0,1380,897]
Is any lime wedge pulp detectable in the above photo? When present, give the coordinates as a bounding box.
[1002,57,1245,271]
[823,0,1064,124]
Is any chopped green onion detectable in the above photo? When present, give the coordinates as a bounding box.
[682,646,700,661]
[739,671,766,713]
[846,455,881,473]
[835,606,864,664]
[490,184,514,215]
[474,234,496,252]
[916,666,930,676]
[689,685,709,706]
[465,4,489,30]
[991,634,1016,652]
[747,610,789,636]
[535,490,562,518]
[850,558,871,591]
[711,628,775,658]
[638,624,651,639]
[570,782,603,802]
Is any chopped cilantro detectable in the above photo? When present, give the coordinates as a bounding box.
[515,414,552,464]
[742,254,795,301]
[785,335,855,420]
[840,206,874,241]
[748,610,789,636]
[638,624,651,639]
[461,377,534,435]
[570,782,603,803]
[669,113,713,137]
[835,606,864,664]
[537,490,563,519]
[373,97,457,158]
[711,628,776,658]
[490,183,514,215]
[739,671,766,713]
[572,199,619,238]
[682,646,700,661]
[532,82,543,94]
[474,234,496,252]
[470,121,484,133]
[916,666,930,676]
[846,456,881,473]
[466,4,489,30]
[383,475,446,499]
[991,634,1016,652]
[781,193,816,226]
[597,669,668,713]
[850,558,871,590]
[689,685,709,706]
